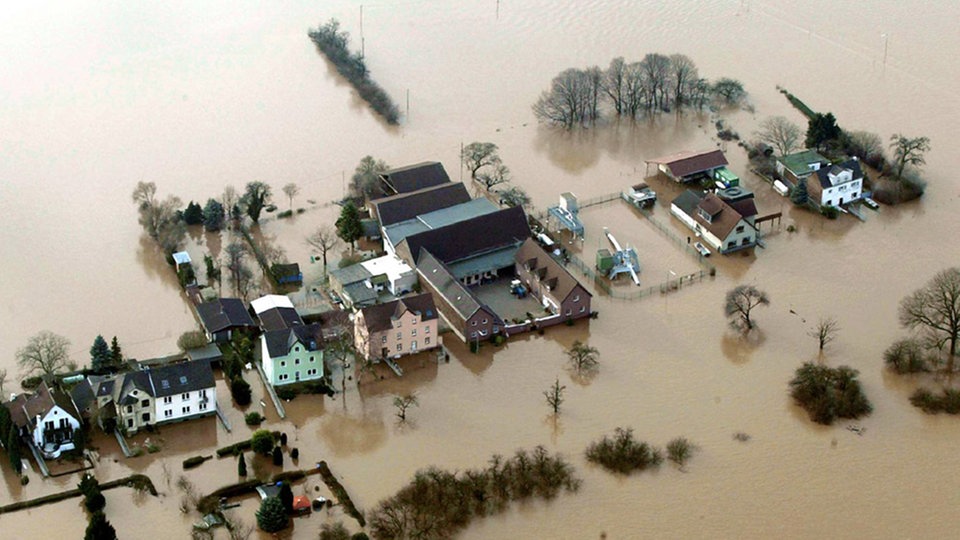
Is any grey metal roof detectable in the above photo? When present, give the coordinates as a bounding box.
[342,281,378,305]
[257,307,304,332]
[671,190,705,216]
[446,245,520,280]
[330,264,373,287]
[416,250,485,321]
[263,324,323,358]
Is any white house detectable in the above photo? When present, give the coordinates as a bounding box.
[671,189,758,254]
[106,359,217,435]
[806,157,864,208]
[5,381,83,459]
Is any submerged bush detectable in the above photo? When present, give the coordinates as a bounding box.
[368,446,579,539]
[666,437,696,467]
[585,427,663,475]
[884,338,930,374]
[789,363,872,425]
[910,387,960,414]
[244,412,264,426]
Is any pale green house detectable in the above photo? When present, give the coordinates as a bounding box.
[252,294,325,387]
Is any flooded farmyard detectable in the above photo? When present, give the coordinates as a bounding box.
[2,1,960,538]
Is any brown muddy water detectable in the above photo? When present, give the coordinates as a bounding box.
[3,1,960,538]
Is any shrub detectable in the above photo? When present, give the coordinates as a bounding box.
[277,210,293,219]
[255,496,288,532]
[182,455,210,470]
[666,437,696,466]
[251,430,275,456]
[820,205,839,219]
[276,387,296,401]
[884,338,930,374]
[84,511,117,540]
[230,377,252,406]
[585,427,663,475]
[319,522,351,540]
[244,412,264,426]
[910,387,960,414]
[278,482,293,513]
[290,448,299,460]
[272,446,283,467]
[84,491,106,513]
[352,533,370,540]
[789,363,872,425]
[177,330,208,351]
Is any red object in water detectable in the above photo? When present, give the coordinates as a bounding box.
[292,495,311,514]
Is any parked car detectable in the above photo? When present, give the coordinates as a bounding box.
[862,196,880,210]
[694,242,711,257]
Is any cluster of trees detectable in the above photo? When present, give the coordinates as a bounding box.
[585,428,698,475]
[79,474,118,540]
[221,333,255,406]
[460,142,530,209]
[368,446,580,539]
[348,155,390,201]
[533,54,745,128]
[90,334,123,372]
[308,19,400,124]
[789,363,872,425]
[0,402,22,477]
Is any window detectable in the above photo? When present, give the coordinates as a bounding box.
[493,326,499,333]
[479,330,488,337]
[294,345,300,352]
[411,329,417,337]
[425,337,431,345]
[181,393,189,401]
[471,321,477,327]
[736,225,744,233]
[411,340,418,351]
[425,326,430,334]
[126,405,133,414]
[182,406,191,414]
[295,358,300,365]
[280,361,286,367]
[396,344,402,352]
[279,374,289,381]
[127,419,134,428]
[142,413,150,422]
[482,318,488,324]
[397,332,402,340]
[573,295,580,302]
[45,421,54,431]
[163,396,172,404]
[310,356,315,363]
[580,306,586,313]
[381,336,387,344]
[295,371,300,381]
[307,369,317,376]
[471,332,477,338]
[199,402,207,411]
[565,309,572,316]
[826,199,832,206]
[164,410,173,419]
[141,399,149,408]
[412,317,417,325]
[200,389,207,398]
[727,241,736,249]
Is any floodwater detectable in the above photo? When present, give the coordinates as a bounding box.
[2,1,960,538]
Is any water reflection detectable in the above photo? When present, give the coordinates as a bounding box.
[318,412,387,458]
[720,329,766,364]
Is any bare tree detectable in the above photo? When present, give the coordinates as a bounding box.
[17,331,74,378]
[476,163,511,191]
[498,186,530,208]
[533,68,596,129]
[846,130,884,165]
[724,285,770,332]
[566,341,599,376]
[899,267,960,371]
[639,53,671,110]
[132,182,185,253]
[305,225,340,274]
[622,61,647,117]
[669,54,698,109]
[281,182,300,211]
[889,134,931,180]
[224,241,252,298]
[808,317,840,351]
[461,142,501,181]
[756,116,802,156]
[602,57,627,116]
[544,377,566,415]
[131,181,158,208]
[394,394,419,422]
[351,155,389,200]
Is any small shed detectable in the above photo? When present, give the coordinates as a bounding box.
[172,251,192,272]
[272,263,303,285]
[292,495,311,514]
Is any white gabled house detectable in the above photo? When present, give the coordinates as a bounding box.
[805,157,864,208]
[4,381,83,459]
[252,294,326,387]
[671,187,759,254]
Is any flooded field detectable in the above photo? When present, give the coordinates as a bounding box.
[3,0,960,538]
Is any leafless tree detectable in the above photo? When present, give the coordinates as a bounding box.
[566,341,599,376]
[394,394,419,422]
[305,225,340,274]
[132,182,185,253]
[544,377,566,415]
[351,155,389,200]
[225,241,252,298]
[808,317,840,351]
[533,68,597,129]
[669,54,698,109]
[131,181,157,208]
[461,142,501,181]
[622,61,647,117]
[17,331,74,378]
[899,267,960,371]
[889,134,931,180]
[724,285,770,332]
[281,182,300,211]
[846,130,884,165]
[756,116,802,156]
[602,57,627,116]
[477,163,511,191]
[639,53,671,110]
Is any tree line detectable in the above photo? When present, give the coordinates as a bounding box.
[533,54,745,129]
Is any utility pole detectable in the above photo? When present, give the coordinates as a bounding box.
[460,141,464,182]
[360,5,364,58]
[406,89,410,119]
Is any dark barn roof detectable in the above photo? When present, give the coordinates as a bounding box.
[398,205,530,265]
[372,183,471,226]
[377,162,451,197]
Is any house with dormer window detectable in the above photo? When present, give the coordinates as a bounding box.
[671,188,758,254]
[4,381,82,459]
[252,294,325,386]
[805,157,864,208]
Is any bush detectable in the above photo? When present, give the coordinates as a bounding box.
[251,430,275,456]
[272,446,283,467]
[83,491,106,514]
[256,496,289,533]
[666,437,695,466]
[230,377,252,406]
[177,330,208,351]
[884,338,930,374]
[585,427,662,475]
[819,205,839,219]
[182,455,210,470]
[290,448,299,460]
[910,387,960,414]
[84,511,117,540]
[352,533,370,540]
[789,363,872,425]
[320,522,351,540]
[244,412,264,426]
[278,482,293,513]
[276,387,296,401]
[277,210,293,219]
